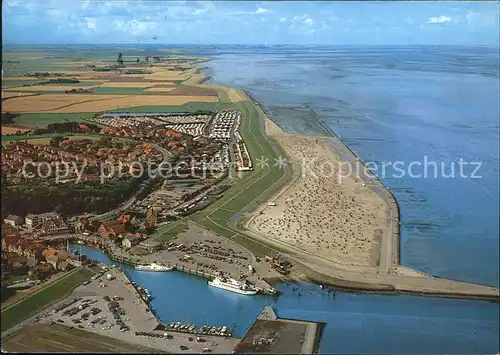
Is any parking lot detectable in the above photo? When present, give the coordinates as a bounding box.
[36,268,239,353]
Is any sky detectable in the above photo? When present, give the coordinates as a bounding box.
[2,1,499,45]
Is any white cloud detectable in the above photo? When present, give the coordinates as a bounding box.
[113,19,156,36]
[86,18,96,30]
[304,18,314,26]
[292,14,314,26]
[5,0,21,7]
[194,2,213,16]
[255,7,271,15]
[427,16,451,24]
[280,17,286,23]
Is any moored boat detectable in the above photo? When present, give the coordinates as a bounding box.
[135,262,173,272]
[208,272,258,295]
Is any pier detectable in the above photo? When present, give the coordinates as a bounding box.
[234,306,322,354]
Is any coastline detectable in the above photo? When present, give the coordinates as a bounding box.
[181,62,499,301]
[227,90,499,302]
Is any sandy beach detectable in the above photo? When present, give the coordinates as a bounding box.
[247,124,389,269]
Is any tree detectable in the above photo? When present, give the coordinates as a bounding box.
[136,58,140,64]
[98,136,112,147]
[50,136,64,147]
[117,52,124,67]
[145,56,150,64]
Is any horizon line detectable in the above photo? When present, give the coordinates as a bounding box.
[3,43,499,47]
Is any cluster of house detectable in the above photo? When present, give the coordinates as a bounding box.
[4,212,70,237]
[90,113,210,129]
[2,220,84,280]
[233,140,253,171]
[74,207,159,249]
[208,110,240,141]
[1,139,160,182]
[166,122,205,137]
[0,205,164,281]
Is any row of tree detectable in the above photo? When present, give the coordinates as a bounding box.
[2,175,147,218]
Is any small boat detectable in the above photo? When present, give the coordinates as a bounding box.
[135,262,174,272]
[208,272,257,295]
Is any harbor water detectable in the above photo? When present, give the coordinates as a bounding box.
[75,244,499,354]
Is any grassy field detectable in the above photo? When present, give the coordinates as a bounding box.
[2,79,41,87]
[2,132,72,143]
[2,324,164,353]
[1,268,94,331]
[109,102,234,113]
[91,87,148,95]
[153,221,188,242]
[4,87,148,95]
[189,99,285,256]
[8,112,97,127]
[2,134,100,145]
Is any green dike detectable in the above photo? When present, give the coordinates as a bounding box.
[1,268,94,331]
[189,100,284,256]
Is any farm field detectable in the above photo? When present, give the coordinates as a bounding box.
[2,53,222,120]
[2,324,162,353]
[2,91,40,99]
[2,134,99,145]
[1,126,31,134]
[97,81,158,88]
[5,85,101,91]
[7,112,97,128]
[1,268,94,331]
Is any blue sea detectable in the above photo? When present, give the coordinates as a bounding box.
[71,45,499,354]
[202,45,500,287]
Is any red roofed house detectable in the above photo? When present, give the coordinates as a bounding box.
[98,220,127,238]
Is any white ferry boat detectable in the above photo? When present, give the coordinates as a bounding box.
[135,262,173,272]
[208,272,257,295]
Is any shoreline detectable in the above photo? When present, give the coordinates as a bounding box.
[226,89,499,302]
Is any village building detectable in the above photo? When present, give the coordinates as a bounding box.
[3,215,24,227]
[74,218,90,233]
[25,212,60,228]
[2,222,20,239]
[45,254,59,269]
[98,220,127,238]
[33,217,70,235]
[145,207,158,228]
[121,234,141,249]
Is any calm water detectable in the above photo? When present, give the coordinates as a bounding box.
[75,244,499,354]
[203,46,500,287]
